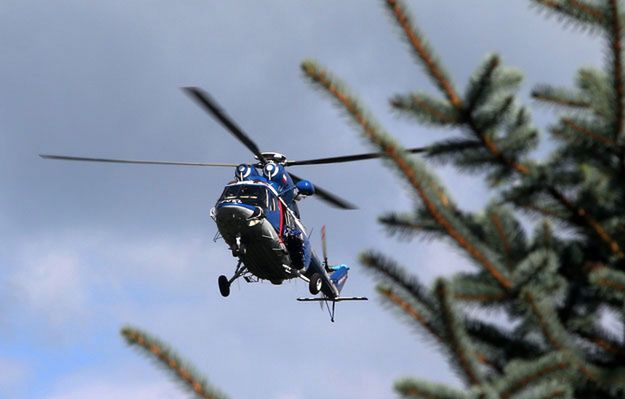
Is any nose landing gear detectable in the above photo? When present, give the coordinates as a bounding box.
[218,275,230,297]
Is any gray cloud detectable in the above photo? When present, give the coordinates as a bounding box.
[0,1,603,398]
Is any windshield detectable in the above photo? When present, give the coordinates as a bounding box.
[219,184,268,207]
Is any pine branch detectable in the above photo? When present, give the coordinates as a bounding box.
[395,378,469,399]
[512,249,563,295]
[385,0,624,259]
[573,326,625,360]
[488,212,510,254]
[485,118,622,259]
[512,381,573,399]
[546,187,624,258]
[532,85,590,109]
[378,211,444,240]
[464,54,501,112]
[497,110,539,159]
[423,139,483,164]
[472,95,516,131]
[523,290,575,352]
[301,60,513,290]
[384,0,461,107]
[378,286,442,341]
[391,93,460,126]
[518,203,568,220]
[552,118,616,147]
[495,352,572,399]
[589,266,625,301]
[532,0,606,28]
[361,251,437,310]
[451,273,508,303]
[468,122,529,173]
[464,319,544,361]
[435,279,485,386]
[121,326,229,399]
[576,68,613,118]
[607,0,625,141]
[522,290,625,390]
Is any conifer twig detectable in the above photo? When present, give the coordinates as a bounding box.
[378,286,498,369]
[388,0,623,259]
[385,0,461,107]
[391,94,459,125]
[557,118,617,147]
[121,326,228,399]
[608,0,625,139]
[532,88,590,109]
[497,354,570,399]
[361,251,437,309]
[395,379,469,399]
[547,188,624,257]
[521,291,621,384]
[533,0,605,25]
[489,210,513,269]
[577,330,625,359]
[302,60,513,290]
[378,287,442,340]
[589,267,625,298]
[435,280,484,386]
[571,0,605,20]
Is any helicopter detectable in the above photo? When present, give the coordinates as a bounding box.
[40,87,427,321]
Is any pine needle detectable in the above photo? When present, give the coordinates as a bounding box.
[121,326,229,399]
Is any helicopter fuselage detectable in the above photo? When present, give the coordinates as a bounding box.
[211,163,338,294]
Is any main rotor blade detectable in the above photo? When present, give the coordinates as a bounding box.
[39,154,238,167]
[286,146,428,166]
[290,173,357,210]
[182,87,265,163]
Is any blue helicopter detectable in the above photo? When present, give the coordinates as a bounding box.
[40,87,426,320]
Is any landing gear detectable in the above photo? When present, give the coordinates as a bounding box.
[309,273,323,295]
[218,275,230,297]
[218,260,247,297]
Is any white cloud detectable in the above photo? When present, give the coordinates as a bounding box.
[11,247,87,326]
[3,230,229,337]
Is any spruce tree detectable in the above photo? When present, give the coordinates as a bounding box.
[121,1,625,398]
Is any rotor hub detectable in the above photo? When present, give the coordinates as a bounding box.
[257,152,287,165]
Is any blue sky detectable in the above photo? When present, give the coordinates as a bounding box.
[0,1,601,398]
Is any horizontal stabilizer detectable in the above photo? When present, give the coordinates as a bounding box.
[297,296,368,302]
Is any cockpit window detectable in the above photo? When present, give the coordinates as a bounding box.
[218,184,268,207]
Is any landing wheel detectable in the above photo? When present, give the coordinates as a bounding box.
[309,273,323,295]
[218,275,231,297]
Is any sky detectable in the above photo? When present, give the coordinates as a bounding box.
[0,1,602,398]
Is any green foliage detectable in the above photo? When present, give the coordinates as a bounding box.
[303,0,625,398]
[391,92,460,126]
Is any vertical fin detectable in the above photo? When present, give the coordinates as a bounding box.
[321,224,328,267]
